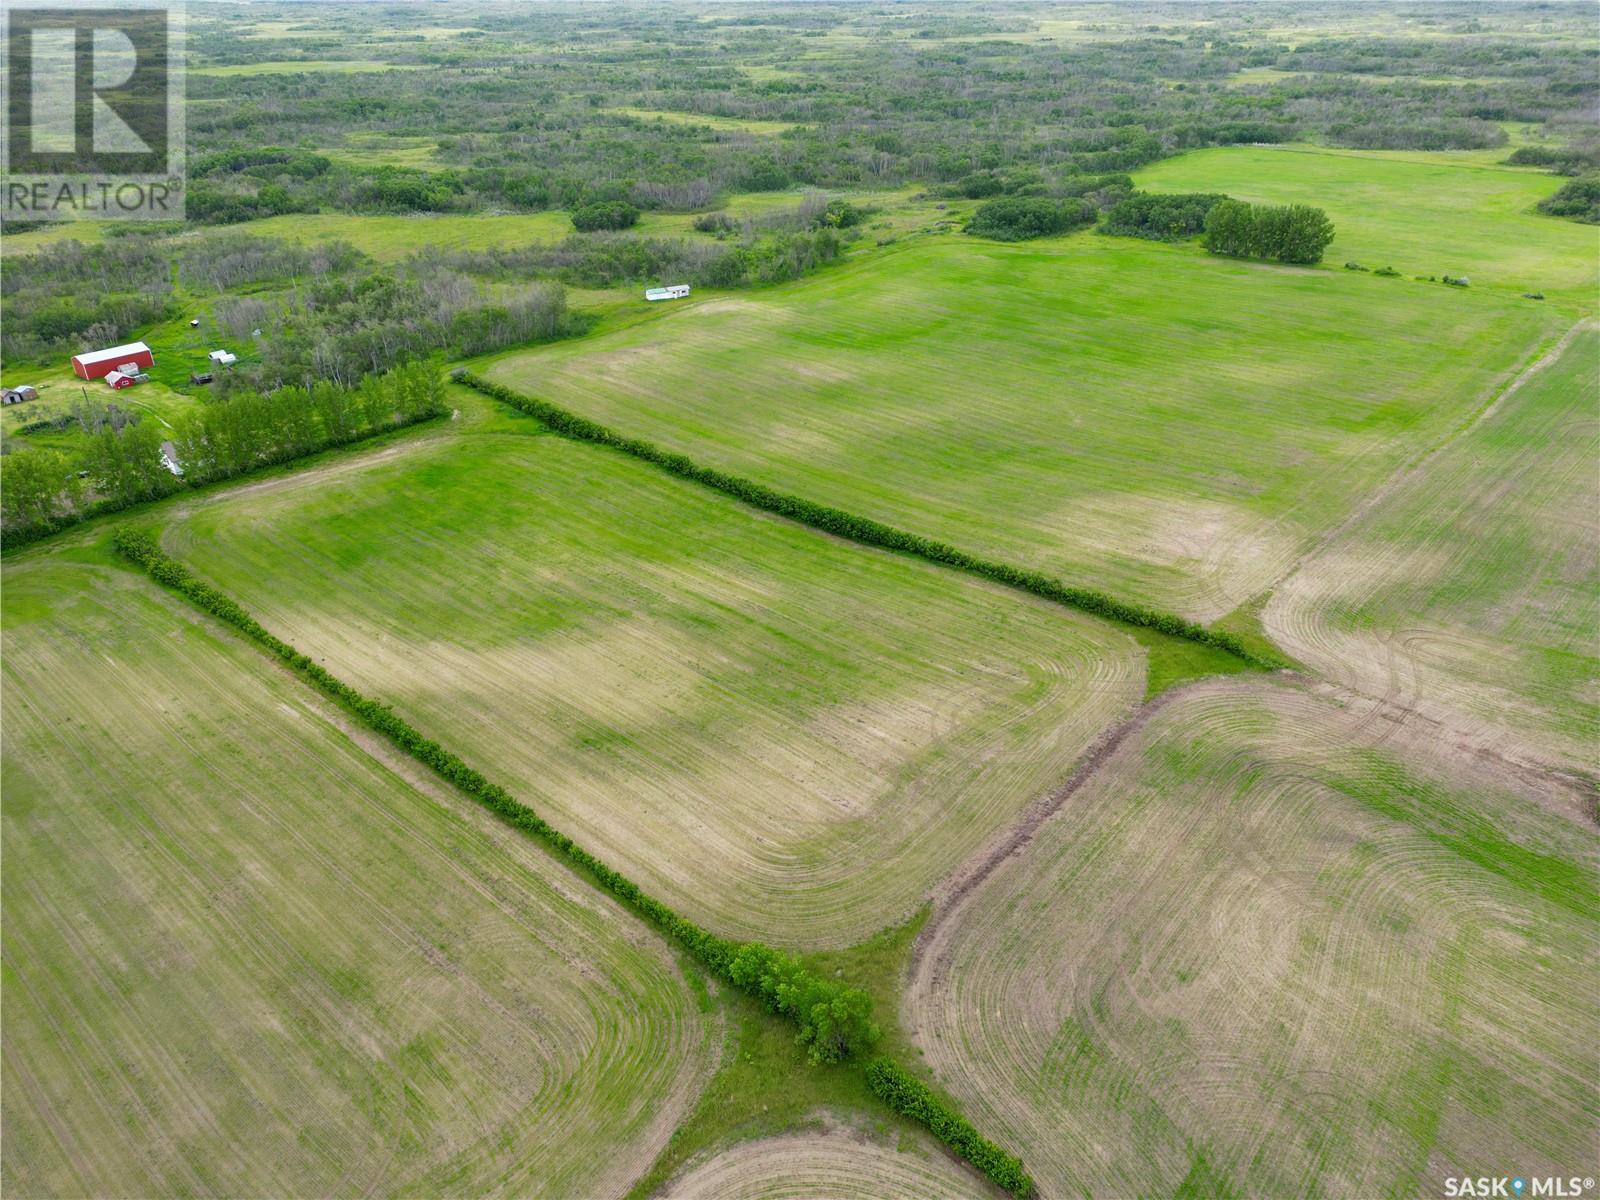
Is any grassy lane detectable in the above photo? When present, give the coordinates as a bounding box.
[1,546,714,1198]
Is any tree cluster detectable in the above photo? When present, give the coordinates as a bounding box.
[1203,200,1336,264]
[966,196,1096,242]
[1100,191,1228,241]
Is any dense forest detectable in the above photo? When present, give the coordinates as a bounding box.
[171,1,1600,224]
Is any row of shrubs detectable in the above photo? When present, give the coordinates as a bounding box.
[453,372,1266,666]
[114,529,1033,1192]
[866,1058,1033,1197]
[110,529,877,1064]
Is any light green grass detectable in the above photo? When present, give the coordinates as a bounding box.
[486,232,1559,621]
[1135,144,1599,310]
[185,211,577,261]
[321,134,445,172]
[190,59,427,76]
[164,426,1145,948]
[1267,327,1600,770]
[0,544,712,1198]
[907,678,1600,1199]
[605,107,799,136]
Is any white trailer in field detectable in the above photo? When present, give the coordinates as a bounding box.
[645,284,691,301]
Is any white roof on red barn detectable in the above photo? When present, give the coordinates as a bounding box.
[74,341,152,366]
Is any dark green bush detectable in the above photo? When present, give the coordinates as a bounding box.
[866,1058,1034,1197]
[966,196,1094,242]
[571,200,641,231]
[452,373,1266,666]
[1536,173,1600,223]
[1099,191,1226,241]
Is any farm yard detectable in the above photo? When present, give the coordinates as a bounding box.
[2,1,1597,1197]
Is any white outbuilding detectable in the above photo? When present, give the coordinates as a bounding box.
[645,284,691,302]
[208,349,237,366]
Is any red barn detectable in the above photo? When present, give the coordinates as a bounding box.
[72,341,154,381]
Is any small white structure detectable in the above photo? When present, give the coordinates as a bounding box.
[645,284,691,302]
[160,440,183,477]
[208,349,237,366]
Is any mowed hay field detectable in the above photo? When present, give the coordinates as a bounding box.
[1136,145,1600,311]
[1,549,712,1199]
[905,678,1600,1200]
[657,1126,983,1199]
[1267,327,1600,772]
[487,231,1560,622]
[163,430,1142,948]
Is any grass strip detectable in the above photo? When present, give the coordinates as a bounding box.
[452,370,1271,668]
[112,528,1034,1197]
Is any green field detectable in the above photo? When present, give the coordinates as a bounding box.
[190,60,429,76]
[1136,145,1599,310]
[1268,327,1600,770]
[605,107,800,136]
[1,547,712,1197]
[486,232,1560,621]
[160,417,1143,948]
[906,678,1600,1199]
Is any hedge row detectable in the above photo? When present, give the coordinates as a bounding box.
[453,371,1267,666]
[866,1058,1034,1197]
[115,528,1038,1191]
[110,529,877,1064]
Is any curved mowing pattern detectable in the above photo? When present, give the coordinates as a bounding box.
[658,1127,986,1199]
[905,678,1599,1200]
[164,432,1141,948]
[1266,327,1600,774]
[486,236,1556,621]
[1,552,712,1200]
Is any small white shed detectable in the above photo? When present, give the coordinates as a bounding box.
[645,284,691,302]
[208,349,237,366]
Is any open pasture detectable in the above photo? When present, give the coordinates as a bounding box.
[1135,145,1599,310]
[1,548,712,1199]
[905,677,1600,1200]
[1266,326,1600,772]
[163,427,1143,948]
[657,1126,983,1198]
[605,107,800,136]
[189,60,429,76]
[487,233,1558,621]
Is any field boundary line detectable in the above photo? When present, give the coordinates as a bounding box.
[907,677,1218,991]
[452,372,1271,668]
[1264,316,1595,598]
[110,529,1036,1200]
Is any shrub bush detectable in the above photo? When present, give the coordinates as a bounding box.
[1536,173,1600,223]
[1099,191,1226,241]
[866,1058,1034,1197]
[966,196,1094,242]
[571,200,641,231]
